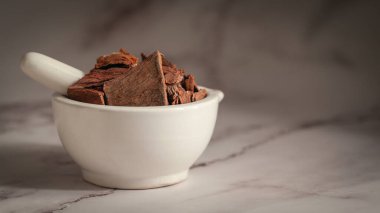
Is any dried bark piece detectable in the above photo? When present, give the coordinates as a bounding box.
[141,53,148,61]
[183,74,197,92]
[103,51,168,106]
[167,84,192,104]
[160,54,207,104]
[161,54,176,68]
[159,54,183,85]
[67,87,105,105]
[178,89,192,104]
[68,49,207,106]
[162,66,184,85]
[95,49,138,69]
[72,67,130,88]
[192,89,207,102]
[67,67,131,104]
[167,84,180,105]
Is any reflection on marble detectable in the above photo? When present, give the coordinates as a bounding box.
[1,95,380,212]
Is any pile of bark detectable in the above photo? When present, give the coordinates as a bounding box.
[67,49,207,106]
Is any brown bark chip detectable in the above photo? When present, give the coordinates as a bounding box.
[161,54,207,104]
[192,89,207,102]
[179,89,192,104]
[162,66,184,85]
[141,53,148,61]
[103,51,168,106]
[183,74,197,92]
[95,49,138,69]
[67,87,105,105]
[67,49,207,106]
[167,83,193,104]
[71,68,131,88]
[67,67,131,104]
[161,54,176,68]
[167,84,181,105]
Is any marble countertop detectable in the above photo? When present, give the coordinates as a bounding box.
[1,97,380,213]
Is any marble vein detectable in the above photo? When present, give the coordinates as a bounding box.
[192,105,380,169]
[41,190,114,213]
[0,189,38,202]
[185,177,357,203]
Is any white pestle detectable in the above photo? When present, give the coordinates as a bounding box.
[20,52,85,95]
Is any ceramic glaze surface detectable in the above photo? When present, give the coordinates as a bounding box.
[52,88,223,189]
[20,52,84,95]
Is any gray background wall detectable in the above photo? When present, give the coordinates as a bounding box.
[1,0,379,113]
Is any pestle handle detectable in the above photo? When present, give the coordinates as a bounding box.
[20,52,84,95]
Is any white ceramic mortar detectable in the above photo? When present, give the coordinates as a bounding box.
[21,52,224,189]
